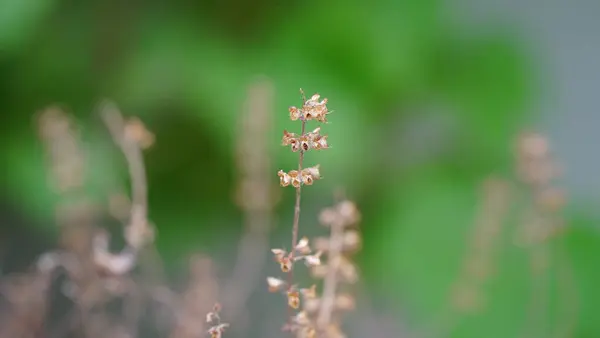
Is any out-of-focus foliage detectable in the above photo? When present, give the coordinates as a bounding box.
[1,0,599,337]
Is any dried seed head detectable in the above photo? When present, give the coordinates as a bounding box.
[124,117,155,149]
[303,251,322,267]
[295,237,312,255]
[335,293,356,311]
[302,94,330,123]
[271,248,287,259]
[279,256,293,272]
[293,311,311,326]
[319,208,337,226]
[300,284,318,299]
[300,135,311,151]
[267,277,287,292]
[289,170,302,188]
[304,326,317,338]
[310,264,328,279]
[312,236,329,252]
[289,106,301,121]
[313,135,329,150]
[343,230,362,252]
[338,257,359,284]
[282,130,298,146]
[303,165,321,180]
[303,297,321,314]
[206,311,220,323]
[278,170,291,187]
[208,323,230,338]
[319,200,361,227]
[290,139,301,152]
[303,174,314,185]
[287,290,301,309]
[324,323,346,338]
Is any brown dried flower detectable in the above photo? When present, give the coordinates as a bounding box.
[287,290,301,309]
[267,277,287,293]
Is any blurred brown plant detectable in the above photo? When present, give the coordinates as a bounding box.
[514,132,577,338]
[0,102,236,338]
[268,90,361,337]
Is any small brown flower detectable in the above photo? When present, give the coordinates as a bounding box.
[289,106,301,121]
[289,170,302,188]
[295,237,312,255]
[293,311,311,326]
[287,290,301,309]
[271,248,293,272]
[300,284,318,299]
[302,94,330,123]
[302,174,314,186]
[343,230,362,252]
[267,277,287,292]
[335,293,356,311]
[279,256,293,272]
[125,117,155,149]
[303,165,321,180]
[278,170,291,187]
[338,257,359,283]
[271,248,287,259]
[310,264,328,279]
[208,323,230,338]
[304,326,317,338]
[312,135,329,150]
[300,135,311,151]
[290,139,301,152]
[282,130,299,146]
[206,311,220,323]
[303,251,322,267]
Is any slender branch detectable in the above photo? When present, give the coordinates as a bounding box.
[317,220,344,328]
[290,120,306,257]
[100,101,148,231]
[222,77,275,323]
[290,89,307,256]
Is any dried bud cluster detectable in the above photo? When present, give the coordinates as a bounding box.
[278,165,322,188]
[515,132,567,244]
[450,178,510,313]
[282,127,330,152]
[206,303,229,338]
[268,200,362,338]
[288,94,331,123]
[268,236,324,308]
[277,91,330,188]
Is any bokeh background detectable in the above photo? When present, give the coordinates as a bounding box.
[1,0,600,337]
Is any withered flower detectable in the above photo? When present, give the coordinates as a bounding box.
[267,277,287,293]
[287,290,301,309]
[278,170,291,187]
[295,237,312,255]
[289,170,302,188]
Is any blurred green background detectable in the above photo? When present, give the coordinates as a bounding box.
[1,0,600,337]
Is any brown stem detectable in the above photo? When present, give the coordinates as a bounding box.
[317,220,344,329]
[290,120,306,257]
[100,101,148,226]
[286,92,307,329]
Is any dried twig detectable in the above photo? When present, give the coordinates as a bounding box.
[271,90,331,333]
[514,132,576,338]
[223,77,276,323]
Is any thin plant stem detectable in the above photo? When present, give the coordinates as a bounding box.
[290,119,306,258]
[317,219,343,328]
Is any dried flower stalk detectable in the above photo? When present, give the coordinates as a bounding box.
[267,200,362,338]
[222,78,276,324]
[270,90,331,328]
[450,177,511,315]
[514,132,577,338]
[268,91,360,336]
